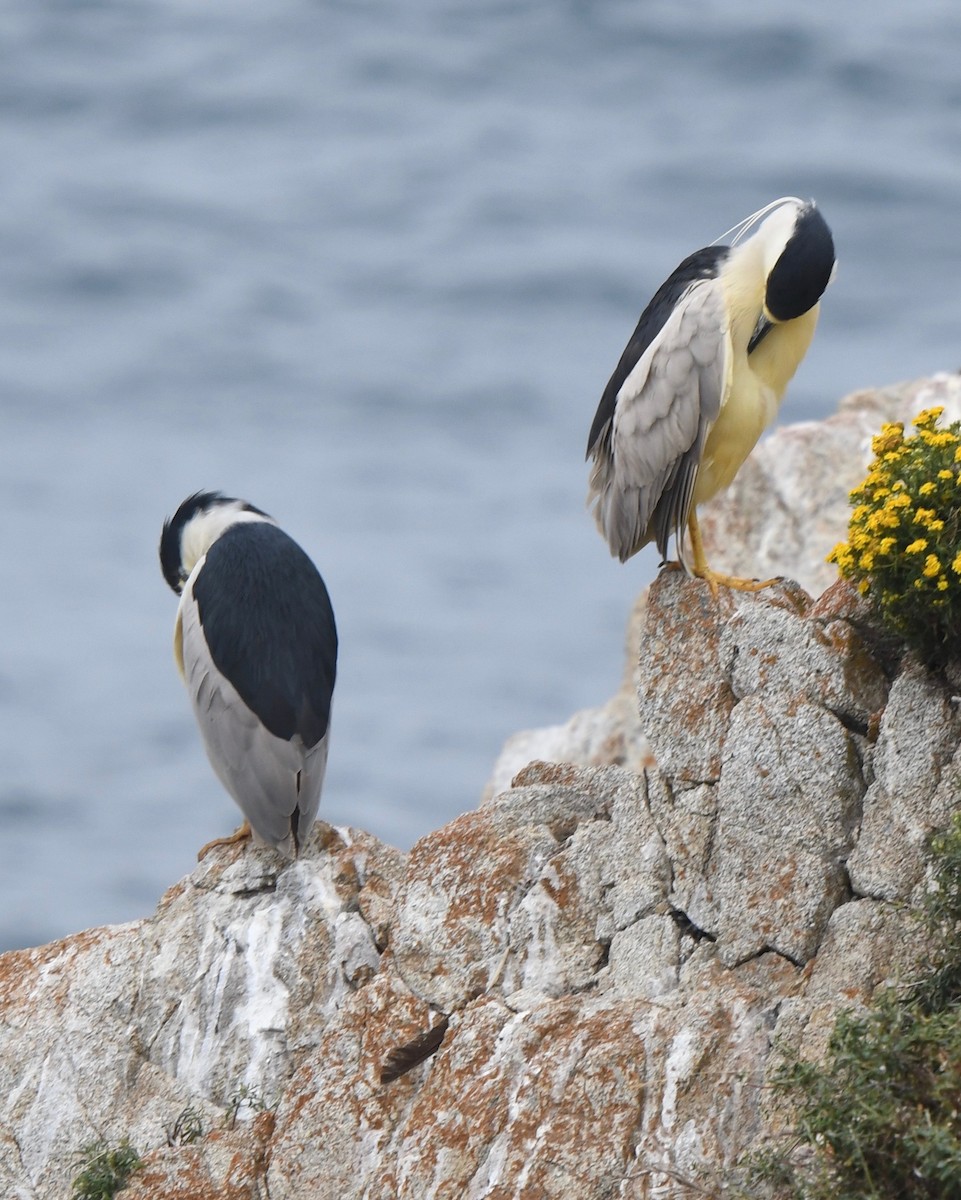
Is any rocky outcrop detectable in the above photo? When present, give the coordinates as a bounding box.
[4,375,961,1198]
[484,370,961,790]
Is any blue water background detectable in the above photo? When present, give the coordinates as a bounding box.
[2,0,960,949]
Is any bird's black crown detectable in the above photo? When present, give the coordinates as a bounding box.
[159,491,266,594]
[765,203,835,323]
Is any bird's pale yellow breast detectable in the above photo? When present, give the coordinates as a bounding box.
[750,304,819,398]
[694,240,821,506]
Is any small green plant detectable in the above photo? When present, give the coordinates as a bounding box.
[738,1146,806,1200]
[222,1083,271,1129]
[828,405,961,662]
[165,1101,204,1147]
[759,814,961,1199]
[71,1139,143,1200]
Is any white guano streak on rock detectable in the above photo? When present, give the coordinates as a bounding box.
[488,894,512,986]
[719,996,757,1130]
[13,1046,84,1184]
[172,930,234,1096]
[517,867,564,997]
[170,896,291,1097]
[512,1024,593,1193]
[466,1009,534,1199]
[513,1120,551,1193]
[234,902,290,1090]
[660,1026,695,1133]
[283,857,380,1009]
[333,823,355,849]
[288,855,346,922]
[632,1022,699,1200]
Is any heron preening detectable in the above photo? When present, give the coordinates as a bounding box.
[586,197,835,593]
[160,491,337,859]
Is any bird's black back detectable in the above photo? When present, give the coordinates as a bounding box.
[193,522,338,747]
[586,245,727,457]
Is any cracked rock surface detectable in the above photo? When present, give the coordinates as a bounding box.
[3,376,961,1198]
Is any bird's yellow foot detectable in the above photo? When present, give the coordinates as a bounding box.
[695,568,781,599]
[197,820,252,861]
[684,512,779,598]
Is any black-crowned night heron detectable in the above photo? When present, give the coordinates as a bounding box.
[160,491,337,858]
[586,196,835,593]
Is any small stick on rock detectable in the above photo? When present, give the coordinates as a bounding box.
[380,1015,450,1084]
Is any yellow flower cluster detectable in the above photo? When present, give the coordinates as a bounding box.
[828,406,961,660]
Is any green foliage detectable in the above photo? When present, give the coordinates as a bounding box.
[222,1083,272,1129]
[773,996,961,1198]
[165,1101,204,1147]
[914,817,961,1014]
[738,1147,806,1200]
[760,814,961,1199]
[828,406,961,662]
[70,1140,143,1200]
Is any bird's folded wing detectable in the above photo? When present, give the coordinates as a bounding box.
[179,584,328,849]
[605,279,729,558]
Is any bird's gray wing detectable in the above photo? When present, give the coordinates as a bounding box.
[588,277,730,562]
[178,577,329,856]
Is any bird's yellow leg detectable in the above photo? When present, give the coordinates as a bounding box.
[197,820,252,861]
[686,511,780,596]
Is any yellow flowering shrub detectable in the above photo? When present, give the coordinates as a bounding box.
[828,406,961,661]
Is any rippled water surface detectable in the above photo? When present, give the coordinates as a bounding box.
[2,0,961,948]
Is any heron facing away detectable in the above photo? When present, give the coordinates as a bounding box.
[586,197,835,593]
[160,491,338,859]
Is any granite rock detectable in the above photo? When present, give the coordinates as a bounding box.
[4,377,961,1198]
